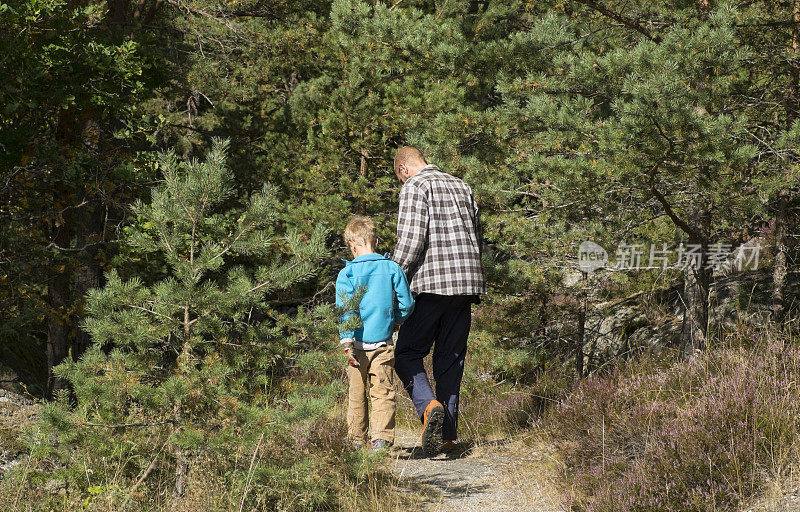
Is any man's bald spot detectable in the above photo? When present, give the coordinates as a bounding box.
[394,146,427,174]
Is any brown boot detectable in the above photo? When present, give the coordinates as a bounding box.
[441,440,455,454]
[421,400,444,457]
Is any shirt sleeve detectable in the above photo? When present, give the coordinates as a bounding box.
[392,266,415,325]
[470,188,483,260]
[394,183,429,273]
[335,270,356,339]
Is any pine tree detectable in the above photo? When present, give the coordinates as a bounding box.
[286,0,468,240]
[42,139,328,499]
[479,2,796,359]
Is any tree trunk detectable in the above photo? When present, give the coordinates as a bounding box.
[537,294,551,348]
[359,151,368,178]
[788,0,800,127]
[174,300,193,497]
[680,204,711,358]
[358,151,368,214]
[681,262,710,357]
[174,444,187,497]
[575,273,588,378]
[47,209,72,395]
[72,199,105,358]
[43,0,164,397]
[772,189,789,323]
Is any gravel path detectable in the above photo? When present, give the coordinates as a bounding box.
[390,432,564,512]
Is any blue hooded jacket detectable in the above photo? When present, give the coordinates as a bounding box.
[336,253,415,344]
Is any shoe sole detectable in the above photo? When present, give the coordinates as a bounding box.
[421,404,444,457]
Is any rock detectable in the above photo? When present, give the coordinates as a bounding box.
[716,237,766,277]
[0,389,35,407]
[0,362,21,394]
[577,269,797,371]
[44,478,66,493]
[562,268,584,288]
[0,458,21,478]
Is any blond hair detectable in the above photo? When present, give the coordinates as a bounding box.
[343,215,376,246]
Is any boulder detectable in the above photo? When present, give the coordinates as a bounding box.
[579,269,798,371]
[0,361,20,394]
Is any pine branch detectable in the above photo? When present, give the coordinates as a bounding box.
[209,221,259,262]
[45,240,104,252]
[644,118,703,242]
[157,226,176,257]
[126,304,179,324]
[574,0,662,43]
[165,0,246,34]
[267,281,336,307]
[84,419,176,429]
[648,157,701,243]
[247,260,303,294]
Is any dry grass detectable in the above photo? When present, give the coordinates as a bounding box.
[339,468,426,512]
[740,466,800,512]
[0,387,420,512]
[0,453,419,512]
[494,435,567,511]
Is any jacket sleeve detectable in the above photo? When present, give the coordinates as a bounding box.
[335,270,356,340]
[392,266,415,325]
[393,183,428,273]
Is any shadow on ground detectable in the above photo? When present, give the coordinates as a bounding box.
[394,437,515,461]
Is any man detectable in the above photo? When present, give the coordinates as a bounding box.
[392,146,485,456]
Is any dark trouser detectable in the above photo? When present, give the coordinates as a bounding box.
[395,293,474,441]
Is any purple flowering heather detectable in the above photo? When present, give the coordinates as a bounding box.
[548,328,800,512]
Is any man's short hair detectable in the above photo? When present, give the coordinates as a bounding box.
[343,215,376,246]
[393,146,427,173]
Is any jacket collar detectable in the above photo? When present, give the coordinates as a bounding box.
[345,253,387,265]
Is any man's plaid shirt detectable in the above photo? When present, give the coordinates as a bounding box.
[393,164,486,296]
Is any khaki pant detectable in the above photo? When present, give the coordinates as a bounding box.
[346,345,396,445]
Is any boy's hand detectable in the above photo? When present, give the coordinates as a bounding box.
[341,339,358,368]
[344,347,359,368]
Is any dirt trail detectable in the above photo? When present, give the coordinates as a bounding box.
[390,432,565,512]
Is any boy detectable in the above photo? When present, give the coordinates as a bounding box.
[336,215,415,451]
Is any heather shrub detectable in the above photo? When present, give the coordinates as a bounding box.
[546,327,800,512]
